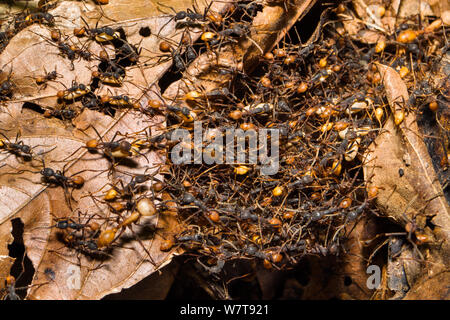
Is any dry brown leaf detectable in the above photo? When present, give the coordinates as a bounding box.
[363,64,450,299]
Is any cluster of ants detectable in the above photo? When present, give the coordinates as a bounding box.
[0,0,449,299]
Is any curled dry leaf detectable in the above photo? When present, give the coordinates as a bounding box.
[363,64,450,299]
[0,0,238,300]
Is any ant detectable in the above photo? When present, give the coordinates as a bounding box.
[25,12,55,26]
[52,218,87,231]
[56,41,77,64]
[92,69,125,86]
[115,40,142,65]
[0,131,53,162]
[2,276,20,300]
[38,162,85,189]
[36,69,60,85]
[91,53,128,86]
[32,29,92,70]
[62,126,147,168]
[0,131,33,160]
[218,23,250,39]
[26,67,62,90]
[14,12,55,30]
[1,248,48,300]
[98,167,161,203]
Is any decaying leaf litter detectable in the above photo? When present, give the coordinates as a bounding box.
[0,0,449,300]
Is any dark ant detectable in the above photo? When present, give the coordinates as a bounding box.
[38,163,85,189]
[149,45,187,73]
[218,23,249,38]
[0,131,52,162]
[92,53,127,85]
[74,46,92,61]
[43,108,78,120]
[148,31,197,73]
[156,1,211,35]
[236,1,263,19]
[121,174,153,195]
[32,214,88,233]
[57,81,90,101]
[38,0,59,11]
[346,201,370,221]
[165,103,197,122]
[52,218,86,231]
[243,244,268,259]
[14,12,55,30]
[25,12,55,26]
[100,167,162,202]
[172,48,186,72]
[73,239,100,252]
[82,95,101,110]
[92,70,125,86]
[5,158,87,197]
[36,69,60,85]
[115,40,141,64]
[309,207,339,221]
[56,41,77,61]
[281,241,307,253]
